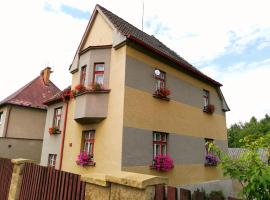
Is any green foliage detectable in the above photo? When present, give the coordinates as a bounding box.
[209,136,270,200]
[209,190,225,199]
[192,188,225,200]
[228,114,270,147]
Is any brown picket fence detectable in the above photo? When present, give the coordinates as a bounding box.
[0,158,14,200]
[154,184,241,200]
[19,162,86,200]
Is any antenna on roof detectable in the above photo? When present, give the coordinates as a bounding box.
[142,0,144,31]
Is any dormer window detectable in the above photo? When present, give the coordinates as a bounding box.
[93,63,105,85]
[80,65,87,86]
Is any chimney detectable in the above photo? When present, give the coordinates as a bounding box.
[41,67,52,85]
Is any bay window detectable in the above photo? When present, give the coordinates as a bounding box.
[93,63,105,85]
[80,65,87,86]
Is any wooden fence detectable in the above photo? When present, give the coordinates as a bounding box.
[154,184,241,200]
[0,158,14,200]
[19,162,86,200]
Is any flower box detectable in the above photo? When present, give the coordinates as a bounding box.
[153,88,171,100]
[76,151,95,166]
[205,153,219,166]
[150,155,174,172]
[203,104,215,114]
[49,127,61,135]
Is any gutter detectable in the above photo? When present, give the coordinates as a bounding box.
[126,34,222,87]
[59,100,69,170]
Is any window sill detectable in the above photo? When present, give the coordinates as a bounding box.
[204,163,217,167]
[75,89,111,97]
[49,131,61,135]
[152,94,170,101]
[77,161,96,167]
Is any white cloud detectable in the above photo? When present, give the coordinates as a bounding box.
[201,59,270,126]
[0,0,269,126]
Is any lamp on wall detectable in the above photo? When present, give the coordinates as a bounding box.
[154,69,160,76]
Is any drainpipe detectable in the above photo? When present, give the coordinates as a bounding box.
[59,100,69,170]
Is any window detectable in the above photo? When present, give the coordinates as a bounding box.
[80,65,87,86]
[0,112,3,125]
[153,132,168,157]
[205,138,214,154]
[93,63,105,85]
[155,69,166,90]
[53,107,62,129]
[83,130,95,161]
[203,89,210,108]
[48,154,57,167]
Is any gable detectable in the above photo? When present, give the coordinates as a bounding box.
[81,13,113,49]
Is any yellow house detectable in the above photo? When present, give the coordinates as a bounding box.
[41,4,230,188]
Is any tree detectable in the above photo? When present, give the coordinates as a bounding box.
[228,115,270,147]
[209,135,270,200]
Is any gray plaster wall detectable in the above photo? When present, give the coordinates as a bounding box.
[40,102,66,169]
[78,48,111,89]
[6,105,46,139]
[0,137,43,162]
[125,56,224,115]
[179,179,235,198]
[122,127,228,167]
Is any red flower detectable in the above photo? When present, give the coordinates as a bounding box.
[155,88,171,98]
[74,84,85,93]
[49,127,60,135]
[204,104,215,114]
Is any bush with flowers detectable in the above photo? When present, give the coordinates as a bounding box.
[151,154,174,172]
[90,82,104,91]
[76,151,91,166]
[205,153,219,166]
[154,88,171,99]
[49,127,60,135]
[204,104,215,114]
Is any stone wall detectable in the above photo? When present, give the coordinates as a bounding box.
[82,172,167,200]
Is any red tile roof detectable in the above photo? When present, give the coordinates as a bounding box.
[43,86,71,105]
[97,5,222,87]
[0,76,60,110]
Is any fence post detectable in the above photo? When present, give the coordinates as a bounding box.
[8,159,34,200]
[180,188,191,200]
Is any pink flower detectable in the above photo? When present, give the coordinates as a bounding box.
[152,155,174,172]
[76,151,90,166]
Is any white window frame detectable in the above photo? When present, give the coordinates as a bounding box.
[48,154,57,167]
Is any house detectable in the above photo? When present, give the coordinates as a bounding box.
[40,4,230,187]
[0,67,60,162]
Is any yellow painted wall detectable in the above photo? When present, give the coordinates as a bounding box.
[82,13,113,49]
[62,45,126,174]
[123,164,226,186]
[123,46,228,185]
[124,86,227,140]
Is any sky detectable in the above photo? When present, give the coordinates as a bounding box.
[0,0,269,127]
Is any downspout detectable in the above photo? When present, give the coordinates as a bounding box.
[59,100,69,170]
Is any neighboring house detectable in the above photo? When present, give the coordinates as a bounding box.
[0,67,60,162]
[40,4,230,187]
